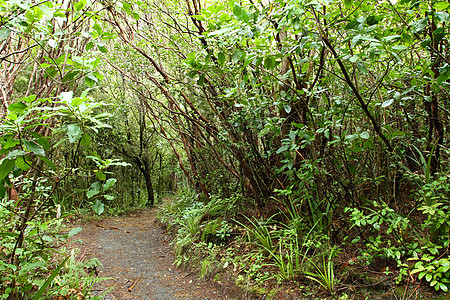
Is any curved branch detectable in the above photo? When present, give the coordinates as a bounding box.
[321,36,393,153]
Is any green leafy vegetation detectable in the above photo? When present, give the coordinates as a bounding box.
[1,0,450,298]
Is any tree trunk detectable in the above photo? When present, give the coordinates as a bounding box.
[135,158,155,206]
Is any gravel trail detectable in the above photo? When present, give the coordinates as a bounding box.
[71,210,231,300]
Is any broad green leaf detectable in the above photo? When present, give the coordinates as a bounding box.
[197,74,205,86]
[15,157,31,171]
[420,38,431,49]
[349,55,359,63]
[38,3,53,18]
[6,150,26,159]
[434,1,449,10]
[92,199,104,215]
[437,70,450,85]
[104,194,115,200]
[46,67,58,79]
[218,52,225,65]
[93,112,112,119]
[383,35,401,42]
[435,12,450,22]
[356,62,368,74]
[47,39,57,48]
[85,41,94,51]
[255,56,263,67]
[97,44,108,53]
[0,28,11,41]
[37,138,50,150]
[401,32,413,46]
[366,15,383,25]
[8,102,27,113]
[71,97,85,107]
[6,112,17,120]
[345,19,359,30]
[23,140,45,156]
[276,144,289,154]
[301,62,309,73]
[209,27,233,36]
[0,232,19,238]
[103,178,117,192]
[87,181,102,198]
[93,71,104,81]
[67,227,82,238]
[74,0,87,11]
[0,159,15,181]
[19,261,46,276]
[232,50,242,62]
[382,99,394,108]
[85,75,96,87]
[2,137,19,149]
[32,6,43,21]
[63,70,79,83]
[0,183,6,199]
[389,131,405,138]
[233,4,249,22]
[391,45,407,51]
[344,0,352,9]
[413,18,428,34]
[95,171,106,181]
[21,95,37,103]
[284,105,291,114]
[433,28,445,43]
[359,132,370,139]
[67,124,82,143]
[80,133,92,147]
[264,56,275,69]
[40,157,56,170]
[107,161,130,167]
[121,1,133,14]
[93,23,103,36]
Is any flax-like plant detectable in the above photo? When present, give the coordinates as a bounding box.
[235,215,279,253]
[303,247,337,294]
[268,241,297,281]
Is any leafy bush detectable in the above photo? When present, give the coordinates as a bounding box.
[0,199,101,298]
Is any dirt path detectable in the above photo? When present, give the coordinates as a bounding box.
[71,210,232,300]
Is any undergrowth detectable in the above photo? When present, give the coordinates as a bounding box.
[0,199,106,299]
[157,181,450,299]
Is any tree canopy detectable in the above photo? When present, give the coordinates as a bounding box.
[1,0,449,297]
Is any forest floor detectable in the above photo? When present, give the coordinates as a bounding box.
[69,209,235,300]
[67,209,449,300]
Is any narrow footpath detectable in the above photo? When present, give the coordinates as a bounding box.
[71,210,232,300]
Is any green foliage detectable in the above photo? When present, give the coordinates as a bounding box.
[303,247,338,294]
[416,174,450,240]
[408,252,450,292]
[115,0,450,295]
[4,0,449,296]
[0,0,125,294]
[0,200,101,298]
[204,193,244,218]
[237,216,277,254]
[32,256,70,300]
